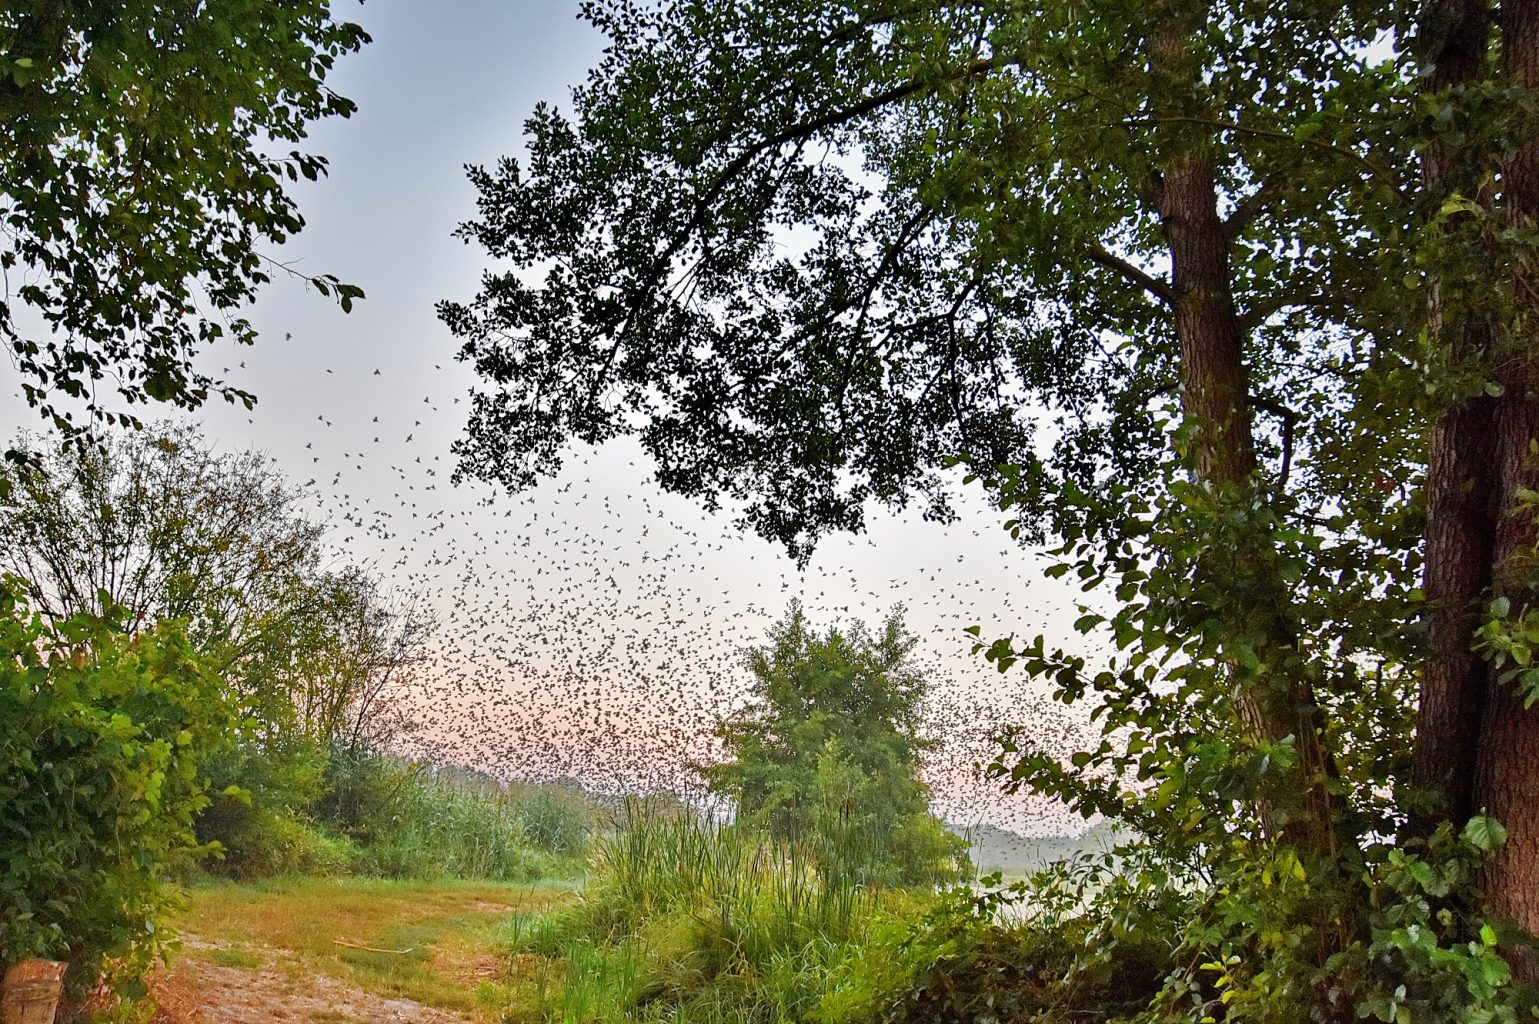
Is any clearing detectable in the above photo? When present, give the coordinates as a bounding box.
[150,877,577,1024]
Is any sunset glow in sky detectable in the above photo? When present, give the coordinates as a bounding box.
[2,0,1107,833]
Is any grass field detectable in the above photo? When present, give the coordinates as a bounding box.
[169,876,581,1020]
[159,803,967,1024]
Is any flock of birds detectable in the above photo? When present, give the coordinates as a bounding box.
[38,347,1097,835]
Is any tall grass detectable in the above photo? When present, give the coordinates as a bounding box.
[504,797,936,1022]
[596,801,875,943]
[202,746,593,882]
[352,767,591,881]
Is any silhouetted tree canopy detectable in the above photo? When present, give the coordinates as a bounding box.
[1,2,367,447]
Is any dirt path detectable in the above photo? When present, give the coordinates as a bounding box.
[147,877,575,1024]
[151,952,471,1024]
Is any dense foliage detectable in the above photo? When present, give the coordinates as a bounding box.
[0,580,231,995]
[0,424,435,748]
[0,1,367,446]
[707,605,965,886]
[446,0,1539,1016]
[1,424,323,656]
[440,0,1406,560]
[503,800,924,1023]
[195,744,589,882]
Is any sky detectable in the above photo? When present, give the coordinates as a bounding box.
[2,0,1105,833]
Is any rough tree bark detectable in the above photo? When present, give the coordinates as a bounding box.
[1413,0,1498,831]
[1472,0,1539,968]
[1155,150,1342,853]
[1144,3,1343,854]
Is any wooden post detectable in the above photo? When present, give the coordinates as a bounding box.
[1,960,66,1024]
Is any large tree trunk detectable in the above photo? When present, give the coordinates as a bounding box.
[1472,0,1539,972]
[1156,150,1342,853]
[1160,155,1255,488]
[1413,0,1498,831]
[1474,374,1539,975]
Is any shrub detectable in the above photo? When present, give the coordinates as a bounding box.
[828,890,1171,1024]
[198,802,357,879]
[310,743,414,841]
[0,580,232,996]
[196,744,588,881]
[195,739,357,879]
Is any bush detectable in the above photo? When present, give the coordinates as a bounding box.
[310,744,414,841]
[194,743,588,882]
[199,802,357,879]
[827,891,1171,1024]
[0,581,232,996]
[195,740,359,879]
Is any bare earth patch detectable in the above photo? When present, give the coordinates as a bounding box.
[149,878,578,1024]
[151,956,469,1024]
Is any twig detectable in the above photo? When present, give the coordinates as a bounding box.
[332,939,415,955]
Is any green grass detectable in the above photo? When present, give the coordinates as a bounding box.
[208,947,261,969]
[351,773,591,881]
[168,803,961,1024]
[173,875,580,1016]
[493,800,942,1023]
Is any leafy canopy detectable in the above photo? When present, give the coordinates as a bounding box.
[0,422,434,748]
[442,0,1410,559]
[0,2,367,443]
[706,604,965,885]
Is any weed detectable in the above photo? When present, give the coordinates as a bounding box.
[207,947,262,969]
[501,799,927,1022]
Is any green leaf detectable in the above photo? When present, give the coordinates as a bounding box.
[1404,856,1437,891]
[1463,815,1509,852]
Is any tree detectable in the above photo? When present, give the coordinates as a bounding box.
[706,604,965,886]
[272,568,435,753]
[441,0,1410,848]
[0,422,325,669]
[1411,0,1539,950]
[0,422,432,747]
[0,2,367,445]
[442,0,1539,1004]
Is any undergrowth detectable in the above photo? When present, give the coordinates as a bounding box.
[197,745,590,882]
[497,799,939,1023]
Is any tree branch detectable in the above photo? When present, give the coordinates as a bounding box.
[1083,242,1175,304]
[1251,395,1299,490]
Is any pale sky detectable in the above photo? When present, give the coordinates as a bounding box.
[3,0,1104,833]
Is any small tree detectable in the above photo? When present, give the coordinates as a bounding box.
[0,423,432,746]
[706,604,965,886]
[1,424,436,884]
[0,423,324,661]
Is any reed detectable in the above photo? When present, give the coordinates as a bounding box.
[507,796,909,1022]
[354,769,589,881]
